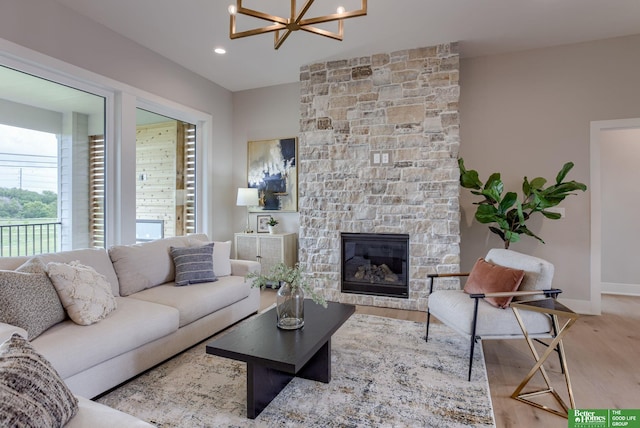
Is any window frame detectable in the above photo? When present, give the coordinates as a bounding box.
[0,39,213,249]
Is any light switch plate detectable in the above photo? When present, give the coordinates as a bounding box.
[371,151,381,165]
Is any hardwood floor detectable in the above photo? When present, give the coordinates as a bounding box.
[260,291,640,428]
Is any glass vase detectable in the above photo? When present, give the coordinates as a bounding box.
[276,282,304,330]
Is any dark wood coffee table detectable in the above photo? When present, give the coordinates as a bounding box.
[205,300,355,419]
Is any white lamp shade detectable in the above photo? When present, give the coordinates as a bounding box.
[236,187,259,206]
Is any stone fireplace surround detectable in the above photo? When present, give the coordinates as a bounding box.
[298,42,461,311]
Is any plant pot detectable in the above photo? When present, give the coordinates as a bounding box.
[268,225,277,234]
[276,282,304,329]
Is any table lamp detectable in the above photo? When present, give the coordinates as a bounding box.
[236,187,259,233]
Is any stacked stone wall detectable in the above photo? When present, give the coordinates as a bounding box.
[299,43,461,311]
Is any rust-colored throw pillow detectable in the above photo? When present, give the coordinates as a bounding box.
[463,258,525,308]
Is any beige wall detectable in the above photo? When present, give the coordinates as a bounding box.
[231,84,301,235]
[460,33,640,311]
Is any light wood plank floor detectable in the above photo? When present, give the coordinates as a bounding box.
[260,291,640,428]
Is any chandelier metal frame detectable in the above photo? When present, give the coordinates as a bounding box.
[229,0,367,50]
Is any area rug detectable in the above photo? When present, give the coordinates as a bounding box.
[97,314,495,427]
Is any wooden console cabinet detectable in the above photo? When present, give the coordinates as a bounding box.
[234,233,297,274]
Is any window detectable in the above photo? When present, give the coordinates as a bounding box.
[135,109,196,242]
[1,49,211,254]
[0,65,105,256]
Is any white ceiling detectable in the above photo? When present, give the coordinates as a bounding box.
[53,0,640,92]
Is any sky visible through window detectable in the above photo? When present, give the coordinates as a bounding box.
[0,124,57,194]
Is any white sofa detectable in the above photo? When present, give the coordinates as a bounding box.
[0,234,260,425]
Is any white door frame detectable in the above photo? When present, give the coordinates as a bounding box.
[590,118,640,314]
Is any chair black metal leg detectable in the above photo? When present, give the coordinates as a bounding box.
[468,298,480,381]
[426,276,434,343]
[468,335,476,381]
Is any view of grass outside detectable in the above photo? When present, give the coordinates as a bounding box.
[0,124,59,256]
[0,218,61,257]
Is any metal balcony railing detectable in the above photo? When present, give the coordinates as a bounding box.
[0,221,62,257]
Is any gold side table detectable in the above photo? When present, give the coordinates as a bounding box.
[510,298,579,418]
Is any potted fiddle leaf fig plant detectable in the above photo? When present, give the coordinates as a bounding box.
[247,262,327,330]
[459,158,587,249]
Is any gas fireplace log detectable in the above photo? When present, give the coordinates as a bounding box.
[353,263,399,283]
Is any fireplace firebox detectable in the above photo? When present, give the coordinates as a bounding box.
[341,233,409,298]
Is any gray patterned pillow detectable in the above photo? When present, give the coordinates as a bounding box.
[170,242,217,286]
[0,333,78,426]
[0,262,66,339]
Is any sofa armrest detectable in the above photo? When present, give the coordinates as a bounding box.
[0,322,27,343]
[230,259,261,277]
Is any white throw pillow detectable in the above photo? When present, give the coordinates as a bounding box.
[47,261,117,326]
[187,237,232,277]
[213,241,232,277]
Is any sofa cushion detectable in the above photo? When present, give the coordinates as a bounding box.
[0,334,78,427]
[67,396,154,428]
[128,276,251,327]
[0,268,65,340]
[0,323,27,345]
[31,297,179,379]
[109,236,194,296]
[31,248,121,297]
[47,261,118,326]
[0,256,29,271]
[170,243,217,286]
[463,258,525,308]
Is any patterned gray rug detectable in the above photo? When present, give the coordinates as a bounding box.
[97,314,495,427]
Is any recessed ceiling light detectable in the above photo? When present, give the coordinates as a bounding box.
[214,47,226,55]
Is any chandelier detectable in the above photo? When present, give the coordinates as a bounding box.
[228,0,367,50]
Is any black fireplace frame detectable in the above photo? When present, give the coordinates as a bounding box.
[341,232,409,299]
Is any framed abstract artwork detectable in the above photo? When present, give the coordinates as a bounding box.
[247,137,298,212]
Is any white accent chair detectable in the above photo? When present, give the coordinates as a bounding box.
[426,248,563,380]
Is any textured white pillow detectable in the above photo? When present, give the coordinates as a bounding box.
[46,261,117,326]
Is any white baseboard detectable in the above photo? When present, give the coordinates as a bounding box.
[601,282,640,296]
[557,297,601,315]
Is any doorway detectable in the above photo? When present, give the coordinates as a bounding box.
[590,118,640,314]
